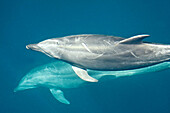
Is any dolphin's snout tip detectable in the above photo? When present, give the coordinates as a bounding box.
[26,45,29,49]
[14,87,19,92]
[26,44,40,51]
[26,44,32,49]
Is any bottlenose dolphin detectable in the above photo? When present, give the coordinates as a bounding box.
[14,61,170,104]
[26,34,170,82]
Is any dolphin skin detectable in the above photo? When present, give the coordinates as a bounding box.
[26,34,170,82]
[14,60,170,104]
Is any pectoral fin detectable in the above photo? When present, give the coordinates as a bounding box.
[50,88,70,104]
[72,66,98,82]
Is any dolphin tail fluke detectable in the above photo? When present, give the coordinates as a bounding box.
[50,88,70,104]
[72,66,98,82]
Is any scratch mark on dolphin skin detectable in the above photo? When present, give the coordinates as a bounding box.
[103,40,112,45]
[103,40,118,53]
[87,53,104,59]
[112,48,118,54]
[82,43,92,53]
[130,52,139,58]
[94,54,103,59]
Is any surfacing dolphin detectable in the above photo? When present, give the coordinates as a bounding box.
[26,34,170,82]
[14,61,170,104]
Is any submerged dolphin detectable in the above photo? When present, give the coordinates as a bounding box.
[14,60,170,104]
[26,34,170,82]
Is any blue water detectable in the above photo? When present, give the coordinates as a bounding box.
[1,0,170,113]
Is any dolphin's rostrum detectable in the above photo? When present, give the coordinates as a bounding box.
[26,34,170,82]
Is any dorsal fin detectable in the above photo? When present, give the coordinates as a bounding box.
[119,34,150,44]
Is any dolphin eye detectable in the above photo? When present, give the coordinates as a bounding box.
[52,40,59,44]
[56,41,59,44]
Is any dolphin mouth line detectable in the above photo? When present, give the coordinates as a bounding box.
[41,49,53,58]
[26,44,53,58]
[14,86,36,92]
